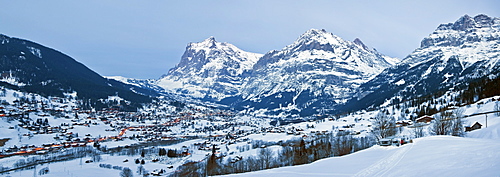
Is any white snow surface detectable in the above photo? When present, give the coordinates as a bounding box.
[0,71,26,87]
[225,136,500,177]
[27,46,42,58]
[105,76,137,86]
[224,96,500,177]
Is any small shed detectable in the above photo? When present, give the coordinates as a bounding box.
[465,122,482,132]
[396,120,412,127]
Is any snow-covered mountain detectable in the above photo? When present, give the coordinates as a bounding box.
[153,15,500,117]
[0,34,152,110]
[343,14,500,112]
[156,37,262,101]
[228,29,398,116]
[106,76,165,96]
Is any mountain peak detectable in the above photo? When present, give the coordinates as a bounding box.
[197,36,217,48]
[0,34,152,107]
[203,36,216,42]
[353,38,369,50]
[304,28,328,35]
[157,37,262,101]
[436,14,498,31]
[287,28,344,51]
[421,14,500,49]
[298,28,331,40]
[452,14,475,31]
[473,14,495,28]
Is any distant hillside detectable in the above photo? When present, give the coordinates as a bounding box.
[0,34,152,110]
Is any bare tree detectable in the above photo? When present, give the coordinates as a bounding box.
[333,131,355,156]
[246,156,260,172]
[413,123,425,138]
[371,112,396,141]
[430,109,465,136]
[137,165,145,176]
[451,108,465,137]
[91,153,102,162]
[279,146,294,167]
[259,148,274,169]
[495,101,500,116]
[431,111,453,135]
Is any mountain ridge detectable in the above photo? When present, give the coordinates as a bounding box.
[0,34,153,110]
[228,29,399,116]
[156,37,263,101]
[341,14,500,113]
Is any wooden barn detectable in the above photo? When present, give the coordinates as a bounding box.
[416,116,434,123]
[465,122,482,132]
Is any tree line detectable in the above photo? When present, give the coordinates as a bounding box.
[171,131,375,176]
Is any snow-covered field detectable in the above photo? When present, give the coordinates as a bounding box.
[4,109,499,177]
[230,132,500,177]
[227,135,500,177]
[224,99,500,177]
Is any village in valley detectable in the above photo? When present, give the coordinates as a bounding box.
[3,1,500,176]
[0,85,498,176]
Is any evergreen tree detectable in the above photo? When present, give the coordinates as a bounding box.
[293,139,307,165]
[159,148,166,156]
[207,144,219,175]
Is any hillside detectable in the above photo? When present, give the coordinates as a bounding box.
[342,14,500,113]
[223,96,500,176]
[225,135,500,177]
[0,34,152,110]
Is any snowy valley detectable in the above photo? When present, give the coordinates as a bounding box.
[1,14,500,177]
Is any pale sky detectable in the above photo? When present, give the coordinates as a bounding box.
[1,0,499,79]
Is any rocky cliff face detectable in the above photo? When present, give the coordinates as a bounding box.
[156,37,262,101]
[342,14,500,112]
[154,14,500,116]
[232,29,398,116]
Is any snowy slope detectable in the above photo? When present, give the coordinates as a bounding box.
[156,37,263,101]
[224,95,500,177]
[226,136,500,177]
[344,14,500,112]
[233,29,398,116]
[106,76,165,96]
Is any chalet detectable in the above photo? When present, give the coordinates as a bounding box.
[465,122,482,132]
[416,116,434,123]
[396,120,412,127]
